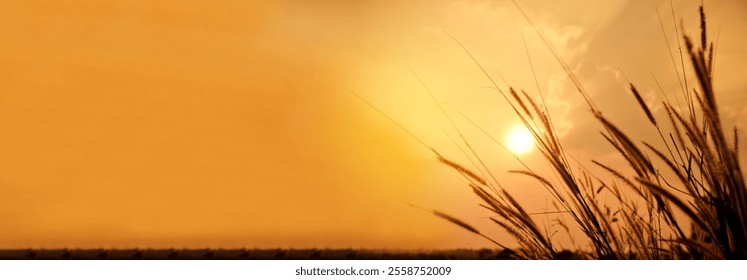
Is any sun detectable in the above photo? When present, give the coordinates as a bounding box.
[505,124,535,155]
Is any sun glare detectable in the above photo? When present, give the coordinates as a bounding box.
[505,125,535,155]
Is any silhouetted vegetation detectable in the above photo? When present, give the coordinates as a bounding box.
[433,4,746,259]
[0,249,517,260]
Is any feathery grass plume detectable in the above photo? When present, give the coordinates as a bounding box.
[489,218,543,259]
[437,155,488,186]
[433,210,509,250]
[471,184,502,212]
[664,104,688,155]
[537,112,561,154]
[433,210,480,234]
[735,128,740,157]
[510,87,533,119]
[700,5,707,51]
[521,90,540,119]
[501,205,556,256]
[629,84,657,126]
[595,113,655,175]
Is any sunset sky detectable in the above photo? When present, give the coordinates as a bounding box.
[1,0,746,249]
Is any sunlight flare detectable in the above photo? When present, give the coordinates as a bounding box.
[505,124,534,155]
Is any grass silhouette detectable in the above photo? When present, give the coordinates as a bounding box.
[428,4,746,259]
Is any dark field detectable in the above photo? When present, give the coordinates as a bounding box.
[0,249,523,260]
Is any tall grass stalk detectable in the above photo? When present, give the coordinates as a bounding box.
[432,5,746,259]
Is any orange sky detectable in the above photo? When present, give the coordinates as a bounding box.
[1,0,746,249]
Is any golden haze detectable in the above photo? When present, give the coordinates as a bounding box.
[1,0,746,249]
